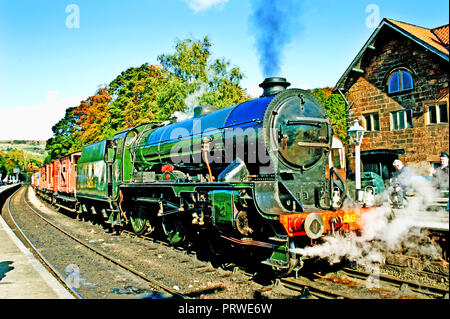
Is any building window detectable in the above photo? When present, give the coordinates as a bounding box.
[387,69,414,94]
[363,113,380,131]
[390,109,413,130]
[427,103,448,124]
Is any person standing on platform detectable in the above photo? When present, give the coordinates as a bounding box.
[432,151,449,191]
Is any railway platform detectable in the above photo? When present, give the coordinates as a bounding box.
[0,185,73,299]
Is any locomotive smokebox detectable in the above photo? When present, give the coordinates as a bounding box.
[259,77,291,97]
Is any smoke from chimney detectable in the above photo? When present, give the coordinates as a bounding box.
[249,0,302,77]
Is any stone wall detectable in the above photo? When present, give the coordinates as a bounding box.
[345,27,449,173]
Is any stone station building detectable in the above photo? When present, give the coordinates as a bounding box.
[334,18,449,180]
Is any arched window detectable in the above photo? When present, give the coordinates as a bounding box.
[387,69,414,94]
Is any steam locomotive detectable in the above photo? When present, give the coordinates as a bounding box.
[33,77,376,275]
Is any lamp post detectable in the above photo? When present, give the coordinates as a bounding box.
[348,119,365,201]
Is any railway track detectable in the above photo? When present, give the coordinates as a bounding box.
[122,217,449,300]
[279,266,449,299]
[5,186,186,299]
[5,187,83,299]
[7,185,448,300]
[6,186,276,299]
[340,267,449,299]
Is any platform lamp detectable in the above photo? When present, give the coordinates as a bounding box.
[348,119,365,201]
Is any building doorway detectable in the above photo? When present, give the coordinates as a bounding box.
[361,149,404,181]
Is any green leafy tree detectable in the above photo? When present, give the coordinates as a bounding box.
[198,59,249,108]
[45,106,79,162]
[46,36,250,155]
[158,37,211,86]
[108,63,170,127]
[155,78,189,121]
[0,151,7,177]
[158,36,250,114]
[310,88,347,142]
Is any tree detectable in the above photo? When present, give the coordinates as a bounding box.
[158,37,211,86]
[0,151,7,177]
[108,63,170,127]
[0,149,42,181]
[46,36,250,154]
[71,87,113,149]
[158,36,250,115]
[198,59,250,108]
[45,106,79,161]
[310,88,347,142]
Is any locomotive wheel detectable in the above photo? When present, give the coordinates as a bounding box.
[161,215,186,246]
[129,205,150,236]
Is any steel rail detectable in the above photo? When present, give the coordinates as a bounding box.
[6,187,84,299]
[282,267,449,299]
[280,277,352,299]
[22,186,188,299]
[341,267,448,298]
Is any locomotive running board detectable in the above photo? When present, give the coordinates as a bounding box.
[219,235,278,249]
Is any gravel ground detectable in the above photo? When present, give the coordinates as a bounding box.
[5,187,159,298]
[4,186,448,300]
[17,186,279,299]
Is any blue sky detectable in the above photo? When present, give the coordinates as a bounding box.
[0,0,448,140]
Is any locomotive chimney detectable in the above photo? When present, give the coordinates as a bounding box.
[259,77,291,97]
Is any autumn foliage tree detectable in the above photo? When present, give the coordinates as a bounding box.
[45,36,256,159]
[0,149,40,181]
[70,87,112,150]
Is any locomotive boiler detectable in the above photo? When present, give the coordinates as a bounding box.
[35,77,377,275]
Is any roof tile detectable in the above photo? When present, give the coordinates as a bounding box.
[387,19,449,55]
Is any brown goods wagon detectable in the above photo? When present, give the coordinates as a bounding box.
[57,152,81,194]
[45,162,55,191]
[53,158,62,192]
[38,166,46,191]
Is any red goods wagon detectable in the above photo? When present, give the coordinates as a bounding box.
[46,162,55,192]
[53,158,62,192]
[38,166,46,191]
[57,152,81,195]
[70,152,81,194]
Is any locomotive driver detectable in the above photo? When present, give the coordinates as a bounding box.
[389,159,412,208]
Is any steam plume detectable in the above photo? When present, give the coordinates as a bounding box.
[171,82,208,122]
[291,169,446,270]
[249,0,302,77]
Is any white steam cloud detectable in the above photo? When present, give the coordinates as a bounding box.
[292,168,446,271]
[170,82,209,123]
